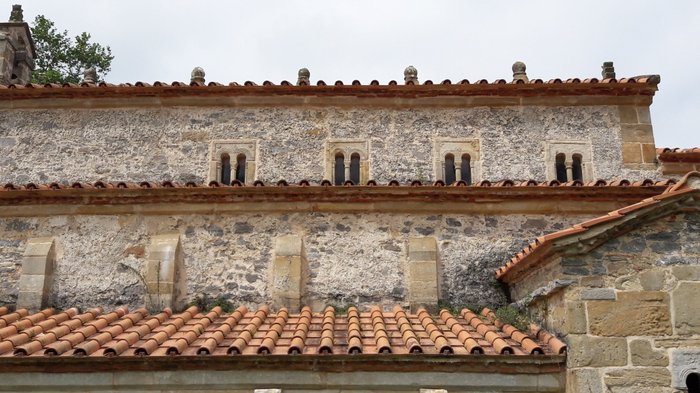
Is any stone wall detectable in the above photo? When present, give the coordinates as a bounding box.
[0,212,588,311]
[0,105,661,186]
[524,213,700,393]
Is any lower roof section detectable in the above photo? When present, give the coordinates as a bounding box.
[0,304,566,390]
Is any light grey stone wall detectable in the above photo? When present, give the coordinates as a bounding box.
[0,105,660,185]
[0,213,588,311]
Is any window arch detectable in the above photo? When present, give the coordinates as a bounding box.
[689,372,700,393]
[334,152,345,185]
[350,153,361,185]
[444,154,456,184]
[326,141,370,185]
[572,154,583,182]
[220,153,231,185]
[555,153,567,182]
[235,153,246,183]
[460,153,472,185]
[209,140,258,186]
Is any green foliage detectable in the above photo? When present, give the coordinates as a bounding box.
[189,294,235,313]
[494,305,530,331]
[437,299,486,315]
[329,304,354,316]
[30,15,114,84]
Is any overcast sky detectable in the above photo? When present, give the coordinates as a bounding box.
[5,0,699,147]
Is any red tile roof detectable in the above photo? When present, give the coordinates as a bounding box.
[0,76,659,90]
[657,147,700,163]
[496,171,700,281]
[0,178,673,191]
[0,305,565,359]
[0,76,660,102]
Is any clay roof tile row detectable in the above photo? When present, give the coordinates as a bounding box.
[0,178,674,192]
[0,305,564,359]
[0,75,660,90]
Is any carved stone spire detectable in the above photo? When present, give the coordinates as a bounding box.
[81,67,97,84]
[404,65,418,84]
[297,68,310,85]
[512,61,528,83]
[602,61,615,79]
[9,4,23,22]
[190,67,205,84]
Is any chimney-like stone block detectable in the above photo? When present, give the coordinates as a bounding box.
[17,237,55,310]
[145,233,185,310]
[407,237,439,311]
[271,235,305,310]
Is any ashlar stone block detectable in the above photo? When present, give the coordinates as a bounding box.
[587,291,672,337]
[630,339,668,366]
[604,367,671,391]
[672,282,700,335]
[566,335,628,367]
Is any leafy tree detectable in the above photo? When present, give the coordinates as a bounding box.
[30,15,114,84]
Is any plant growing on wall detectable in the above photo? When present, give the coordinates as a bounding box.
[30,15,114,84]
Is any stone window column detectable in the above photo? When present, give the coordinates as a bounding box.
[344,162,351,183]
[17,237,55,311]
[566,159,574,181]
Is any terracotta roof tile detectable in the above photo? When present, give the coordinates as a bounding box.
[0,178,670,192]
[496,171,700,280]
[0,305,563,359]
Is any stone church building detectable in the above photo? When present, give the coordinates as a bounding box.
[1,5,699,393]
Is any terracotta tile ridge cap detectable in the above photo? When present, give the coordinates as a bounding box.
[288,306,313,355]
[257,307,289,355]
[439,309,482,354]
[393,306,422,354]
[496,176,700,280]
[417,308,453,354]
[0,75,660,91]
[369,306,391,354]
[664,171,700,193]
[196,305,248,356]
[318,306,336,354]
[228,305,269,355]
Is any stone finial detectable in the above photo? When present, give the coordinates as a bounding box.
[297,68,310,86]
[81,67,97,84]
[512,61,529,83]
[190,66,205,84]
[602,61,616,79]
[9,4,23,22]
[404,65,418,84]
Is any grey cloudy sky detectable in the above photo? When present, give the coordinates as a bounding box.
[6,0,699,147]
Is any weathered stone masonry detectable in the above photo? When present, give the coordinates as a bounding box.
[0,105,660,186]
[0,213,590,311]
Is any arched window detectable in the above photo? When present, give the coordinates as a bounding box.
[688,372,700,393]
[220,153,231,185]
[235,153,246,183]
[444,153,456,185]
[334,153,345,185]
[572,154,583,182]
[555,153,567,182]
[460,153,472,185]
[349,153,360,185]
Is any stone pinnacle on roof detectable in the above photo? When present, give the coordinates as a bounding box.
[297,68,310,86]
[81,67,97,84]
[9,4,22,22]
[602,61,615,79]
[404,65,418,85]
[190,67,205,85]
[512,61,528,83]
